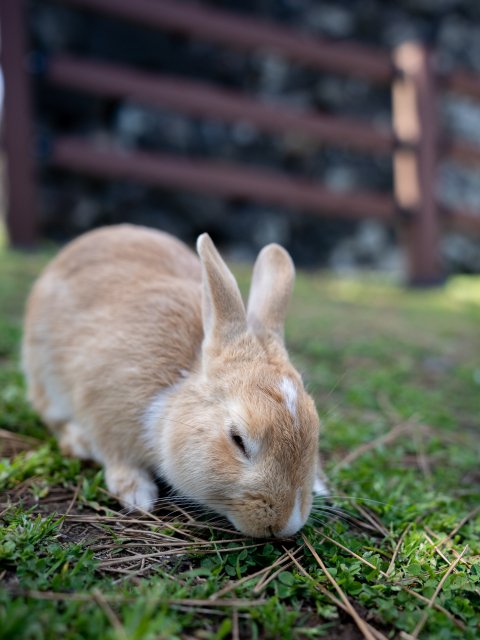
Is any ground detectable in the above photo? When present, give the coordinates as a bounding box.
[1,238,480,640]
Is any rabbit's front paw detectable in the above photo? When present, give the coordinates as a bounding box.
[106,466,158,512]
[59,422,93,460]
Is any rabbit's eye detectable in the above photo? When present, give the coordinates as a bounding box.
[231,432,247,457]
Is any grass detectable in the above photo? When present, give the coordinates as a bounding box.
[1,242,480,639]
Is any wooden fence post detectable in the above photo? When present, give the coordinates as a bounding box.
[392,41,443,286]
[0,0,37,246]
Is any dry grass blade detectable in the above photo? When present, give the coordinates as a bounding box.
[15,589,265,607]
[97,487,202,541]
[314,530,378,572]
[92,539,249,551]
[450,547,476,565]
[424,525,439,541]
[413,430,432,482]
[110,559,169,582]
[170,606,251,619]
[336,514,381,534]
[391,584,465,630]
[77,494,133,520]
[377,393,402,423]
[11,475,41,499]
[306,528,394,581]
[60,514,236,540]
[251,548,305,595]
[424,533,480,597]
[362,507,390,538]
[95,539,253,552]
[162,520,237,535]
[97,487,162,522]
[60,515,153,524]
[58,480,82,531]
[301,534,376,640]
[232,608,239,640]
[435,506,480,550]
[209,547,303,600]
[117,526,184,541]
[411,545,468,638]
[377,395,467,448]
[251,552,288,594]
[313,528,466,630]
[40,494,75,504]
[0,501,12,518]
[98,553,175,569]
[386,523,413,576]
[209,566,272,601]
[0,429,41,458]
[326,484,389,536]
[331,421,413,475]
[353,504,389,537]
[102,566,142,576]
[252,561,293,595]
[92,588,128,640]
[282,547,388,640]
[98,542,260,567]
[283,546,341,606]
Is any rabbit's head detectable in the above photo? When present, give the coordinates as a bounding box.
[160,235,320,538]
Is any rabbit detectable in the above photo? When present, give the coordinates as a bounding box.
[22,224,324,538]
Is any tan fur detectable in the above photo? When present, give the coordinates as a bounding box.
[23,224,321,537]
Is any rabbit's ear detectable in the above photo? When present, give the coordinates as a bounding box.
[197,234,247,356]
[247,244,295,341]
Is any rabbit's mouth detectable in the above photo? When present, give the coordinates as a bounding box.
[215,491,306,539]
[204,494,273,538]
[231,485,312,538]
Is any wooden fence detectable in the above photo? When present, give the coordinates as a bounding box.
[2,0,480,284]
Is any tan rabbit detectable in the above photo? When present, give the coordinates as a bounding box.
[23,224,323,538]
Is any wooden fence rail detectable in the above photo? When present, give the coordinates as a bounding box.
[2,0,480,284]
[47,56,395,155]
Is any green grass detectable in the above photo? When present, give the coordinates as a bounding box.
[1,244,480,639]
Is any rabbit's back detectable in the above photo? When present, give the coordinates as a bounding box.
[48,223,201,288]
[23,225,204,468]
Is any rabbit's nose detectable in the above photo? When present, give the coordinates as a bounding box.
[274,488,304,538]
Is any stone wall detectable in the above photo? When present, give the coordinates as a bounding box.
[28,0,480,272]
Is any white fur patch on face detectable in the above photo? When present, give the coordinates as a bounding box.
[313,477,329,497]
[142,383,180,452]
[279,376,297,424]
[275,488,305,538]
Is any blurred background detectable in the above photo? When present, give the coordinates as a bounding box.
[2,0,480,280]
